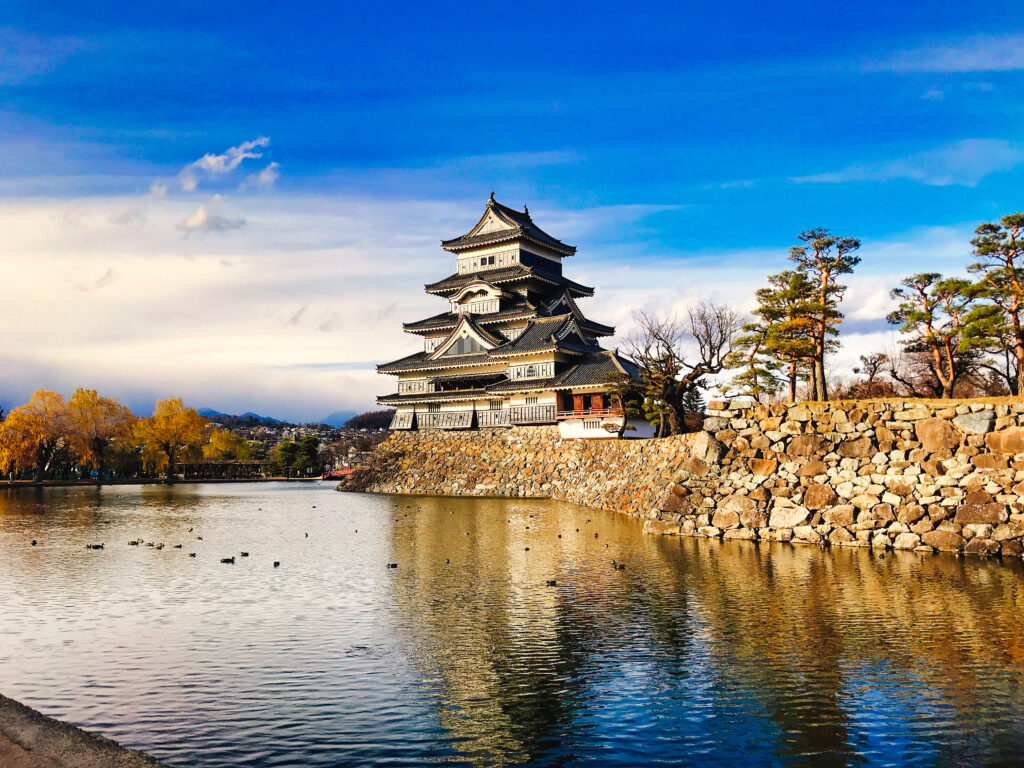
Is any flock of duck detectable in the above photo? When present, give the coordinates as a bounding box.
[64,522,284,568]
[31,500,626,581]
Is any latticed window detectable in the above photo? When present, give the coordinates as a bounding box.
[489,399,503,410]
[427,403,440,413]
[526,397,538,405]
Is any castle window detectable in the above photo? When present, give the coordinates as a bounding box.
[489,400,503,410]
[526,365,536,378]
[427,403,440,413]
[526,397,538,405]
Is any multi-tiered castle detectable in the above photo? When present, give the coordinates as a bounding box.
[378,194,645,438]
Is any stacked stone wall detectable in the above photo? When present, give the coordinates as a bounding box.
[339,426,694,519]
[341,399,1024,561]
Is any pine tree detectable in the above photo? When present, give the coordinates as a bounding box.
[723,320,783,402]
[752,271,818,402]
[788,228,861,401]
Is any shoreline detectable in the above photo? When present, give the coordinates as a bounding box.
[0,693,168,767]
[3,477,324,490]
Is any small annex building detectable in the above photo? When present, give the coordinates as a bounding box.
[378,194,649,438]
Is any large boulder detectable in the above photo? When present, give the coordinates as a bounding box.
[965,538,1000,556]
[643,519,682,535]
[986,427,1024,455]
[803,484,838,510]
[822,505,856,527]
[748,458,778,476]
[769,504,811,529]
[922,529,965,552]
[954,503,1004,526]
[711,509,741,530]
[953,411,995,435]
[788,433,826,456]
[892,532,921,550]
[837,437,874,458]
[915,418,961,452]
[690,431,726,465]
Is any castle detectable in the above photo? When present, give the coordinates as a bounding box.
[378,194,646,438]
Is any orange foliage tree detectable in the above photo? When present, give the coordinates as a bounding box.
[67,388,136,475]
[133,398,209,480]
[0,389,73,479]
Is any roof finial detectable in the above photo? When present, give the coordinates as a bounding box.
[523,203,529,215]
[489,190,495,202]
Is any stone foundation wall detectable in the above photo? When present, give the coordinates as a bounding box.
[339,426,695,519]
[341,399,1024,560]
[646,399,1024,559]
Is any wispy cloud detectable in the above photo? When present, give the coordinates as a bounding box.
[791,139,1024,187]
[865,33,1024,73]
[178,137,270,191]
[177,204,246,234]
[239,161,280,191]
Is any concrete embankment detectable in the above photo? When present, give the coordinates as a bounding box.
[0,694,168,768]
[340,398,1024,562]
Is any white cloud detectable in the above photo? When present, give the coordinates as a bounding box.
[177,204,245,235]
[239,161,280,191]
[866,34,1024,73]
[177,137,270,191]
[791,139,1024,187]
[922,87,944,101]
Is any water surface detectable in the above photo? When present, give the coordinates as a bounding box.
[1,483,1023,767]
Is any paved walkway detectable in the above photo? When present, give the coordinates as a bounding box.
[0,694,167,768]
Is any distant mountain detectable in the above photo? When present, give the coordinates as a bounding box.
[198,407,283,424]
[320,410,358,427]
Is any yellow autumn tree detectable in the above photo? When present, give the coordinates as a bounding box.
[133,397,209,479]
[203,428,252,460]
[67,388,136,475]
[0,389,73,479]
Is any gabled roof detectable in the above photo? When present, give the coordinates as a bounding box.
[441,194,576,256]
[402,302,538,334]
[489,315,600,357]
[428,313,505,359]
[425,264,593,298]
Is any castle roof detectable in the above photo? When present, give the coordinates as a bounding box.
[441,194,576,256]
[424,264,593,298]
[378,349,639,401]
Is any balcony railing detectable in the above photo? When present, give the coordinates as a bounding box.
[510,405,557,424]
[478,409,511,428]
[418,411,473,429]
[556,407,622,421]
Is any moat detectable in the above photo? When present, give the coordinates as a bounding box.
[2,483,1024,766]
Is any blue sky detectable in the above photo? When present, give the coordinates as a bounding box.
[1,2,1023,420]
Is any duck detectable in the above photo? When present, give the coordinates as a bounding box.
[31,540,37,546]
[155,544,164,550]
[273,561,280,567]
[221,557,235,564]
[128,540,139,546]
[187,527,193,532]
[546,579,557,587]
[240,552,249,557]
[173,544,182,549]
[196,536,203,540]
[189,553,196,558]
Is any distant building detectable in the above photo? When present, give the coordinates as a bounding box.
[377,194,649,438]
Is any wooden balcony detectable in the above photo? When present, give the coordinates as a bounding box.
[510,405,557,424]
[556,407,622,420]
[478,409,511,428]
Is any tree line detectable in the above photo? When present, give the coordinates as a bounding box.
[612,212,1024,437]
[0,389,330,481]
